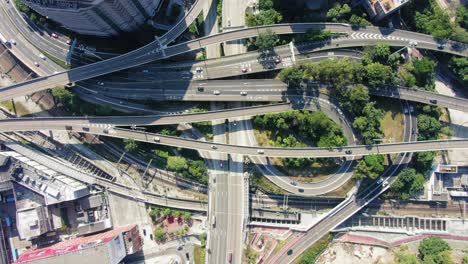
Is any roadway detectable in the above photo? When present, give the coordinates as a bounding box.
[270,101,418,263]
[83,77,468,112]
[1,22,466,101]
[243,96,358,196]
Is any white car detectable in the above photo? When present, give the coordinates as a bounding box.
[213,90,220,95]
[240,91,247,96]
[38,53,46,60]
[33,61,40,67]
[10,39,16,45]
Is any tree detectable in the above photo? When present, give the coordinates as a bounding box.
[173,210,181,219]
[149,207,161,220]
[326,4,351,22]
[417,114,442,140]
[339,84,370,116]
[278,66,304,87]
[449,57,468,82]
[167,156,188,172]
[123,139,139,153]
[188,160,208,184]
[353,155,384,180]
[51,87,74,105]
[411,58,436,89]
[162,208,172,216]
[418,237,451,262]
[456,4,468,29]
[154,227,166,242]
[391,168,426,200]
[364,63,393,87]
[182,211,192,221]
[349,14,370,27]
[256,29,279,51]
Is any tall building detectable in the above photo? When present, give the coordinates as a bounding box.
[15,225,142,264]
[362,0,410,21]
[23,0,163,36]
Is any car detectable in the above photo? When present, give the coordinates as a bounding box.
[257,149,264,154]
[290,181,297,186]
[103,128,109,134]
[287,249,293,255]
[142,69,149,73]
[51,33,59,39]
[153,136,160,142]
[409,105,414,113]
[213,90,220,95]
[298,189,304,193]
[66,39,71,45]
[197,86,204,92]
[383,180,389,187]
[275,57,282,63]
[437,43,445,49]
[220,162,223,168]
[119,101,126,105]
[177,246,183,251]
[227,20,231,27]
[33,61,40,67]
[429,99,438,104]
[211,145,217,149]
[186,252,190,260]
[195,67,203,72]
[412,128,416,134]
[10,39,16,45]
[409,40,418,46]
[377,178,384,184]
[83,127,90,131]
[345,150,352,154]
[97,82,104,86]
[38,53,46,60]
[65,125,72,130]
[212,216,216,227]
[241,68,248,73]
[404,107,409,114]
[240,91,247,96]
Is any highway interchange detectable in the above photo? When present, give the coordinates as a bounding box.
[0,0,467,263]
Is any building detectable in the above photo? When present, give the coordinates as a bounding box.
[362,0,410,21]
[14,225,142,264]
[23,0,163,36]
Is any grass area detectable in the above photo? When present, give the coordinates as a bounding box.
[193,245,206,264]
[320,178,356,198]
[192,121,213,141]
[272,239,288,256]
[378,98,404,143]
[0,100,31,116]
[250,170,287,195]
[294,234,333,264]
[40,49,70,69]
[288,162,341,183]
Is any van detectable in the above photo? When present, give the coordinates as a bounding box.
[257,149,264,154]
[153,136,160,142]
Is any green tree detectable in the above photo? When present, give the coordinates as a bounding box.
[182,211,192,221]
[326,4,351,22]
[411,58,437,89]
[449,57,468,82]
[417,114,442,140]
[51,87,74,105]
[167,156,188,172]
[154,227,166,242]
[353,155,384,180]
[162,208,172,216]
[278,66,304,86]
[173,210,181,219]
[457,4,468,29]
[364,63,393,87]
[256,29,279,51]
[391,168,426,200]
[123,139,139,153]
[246,9,282,26]
[339,84,370,116]
[418,237,451,262]
[349,14,371,27]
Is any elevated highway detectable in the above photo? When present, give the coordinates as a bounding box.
[1,23,465,101]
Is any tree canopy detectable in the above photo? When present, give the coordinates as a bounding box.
[256,29,279,51]
[390,168,426,200]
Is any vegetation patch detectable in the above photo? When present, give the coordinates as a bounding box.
[194,245,206,264]
[294,233,333,264]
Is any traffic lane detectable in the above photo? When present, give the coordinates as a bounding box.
[0,124,466,157]
[0,103,291,128]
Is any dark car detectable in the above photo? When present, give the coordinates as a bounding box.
[287,249,294,255]
[429,99,438,104]
[298,189,304,193]
[345,150,352,154]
